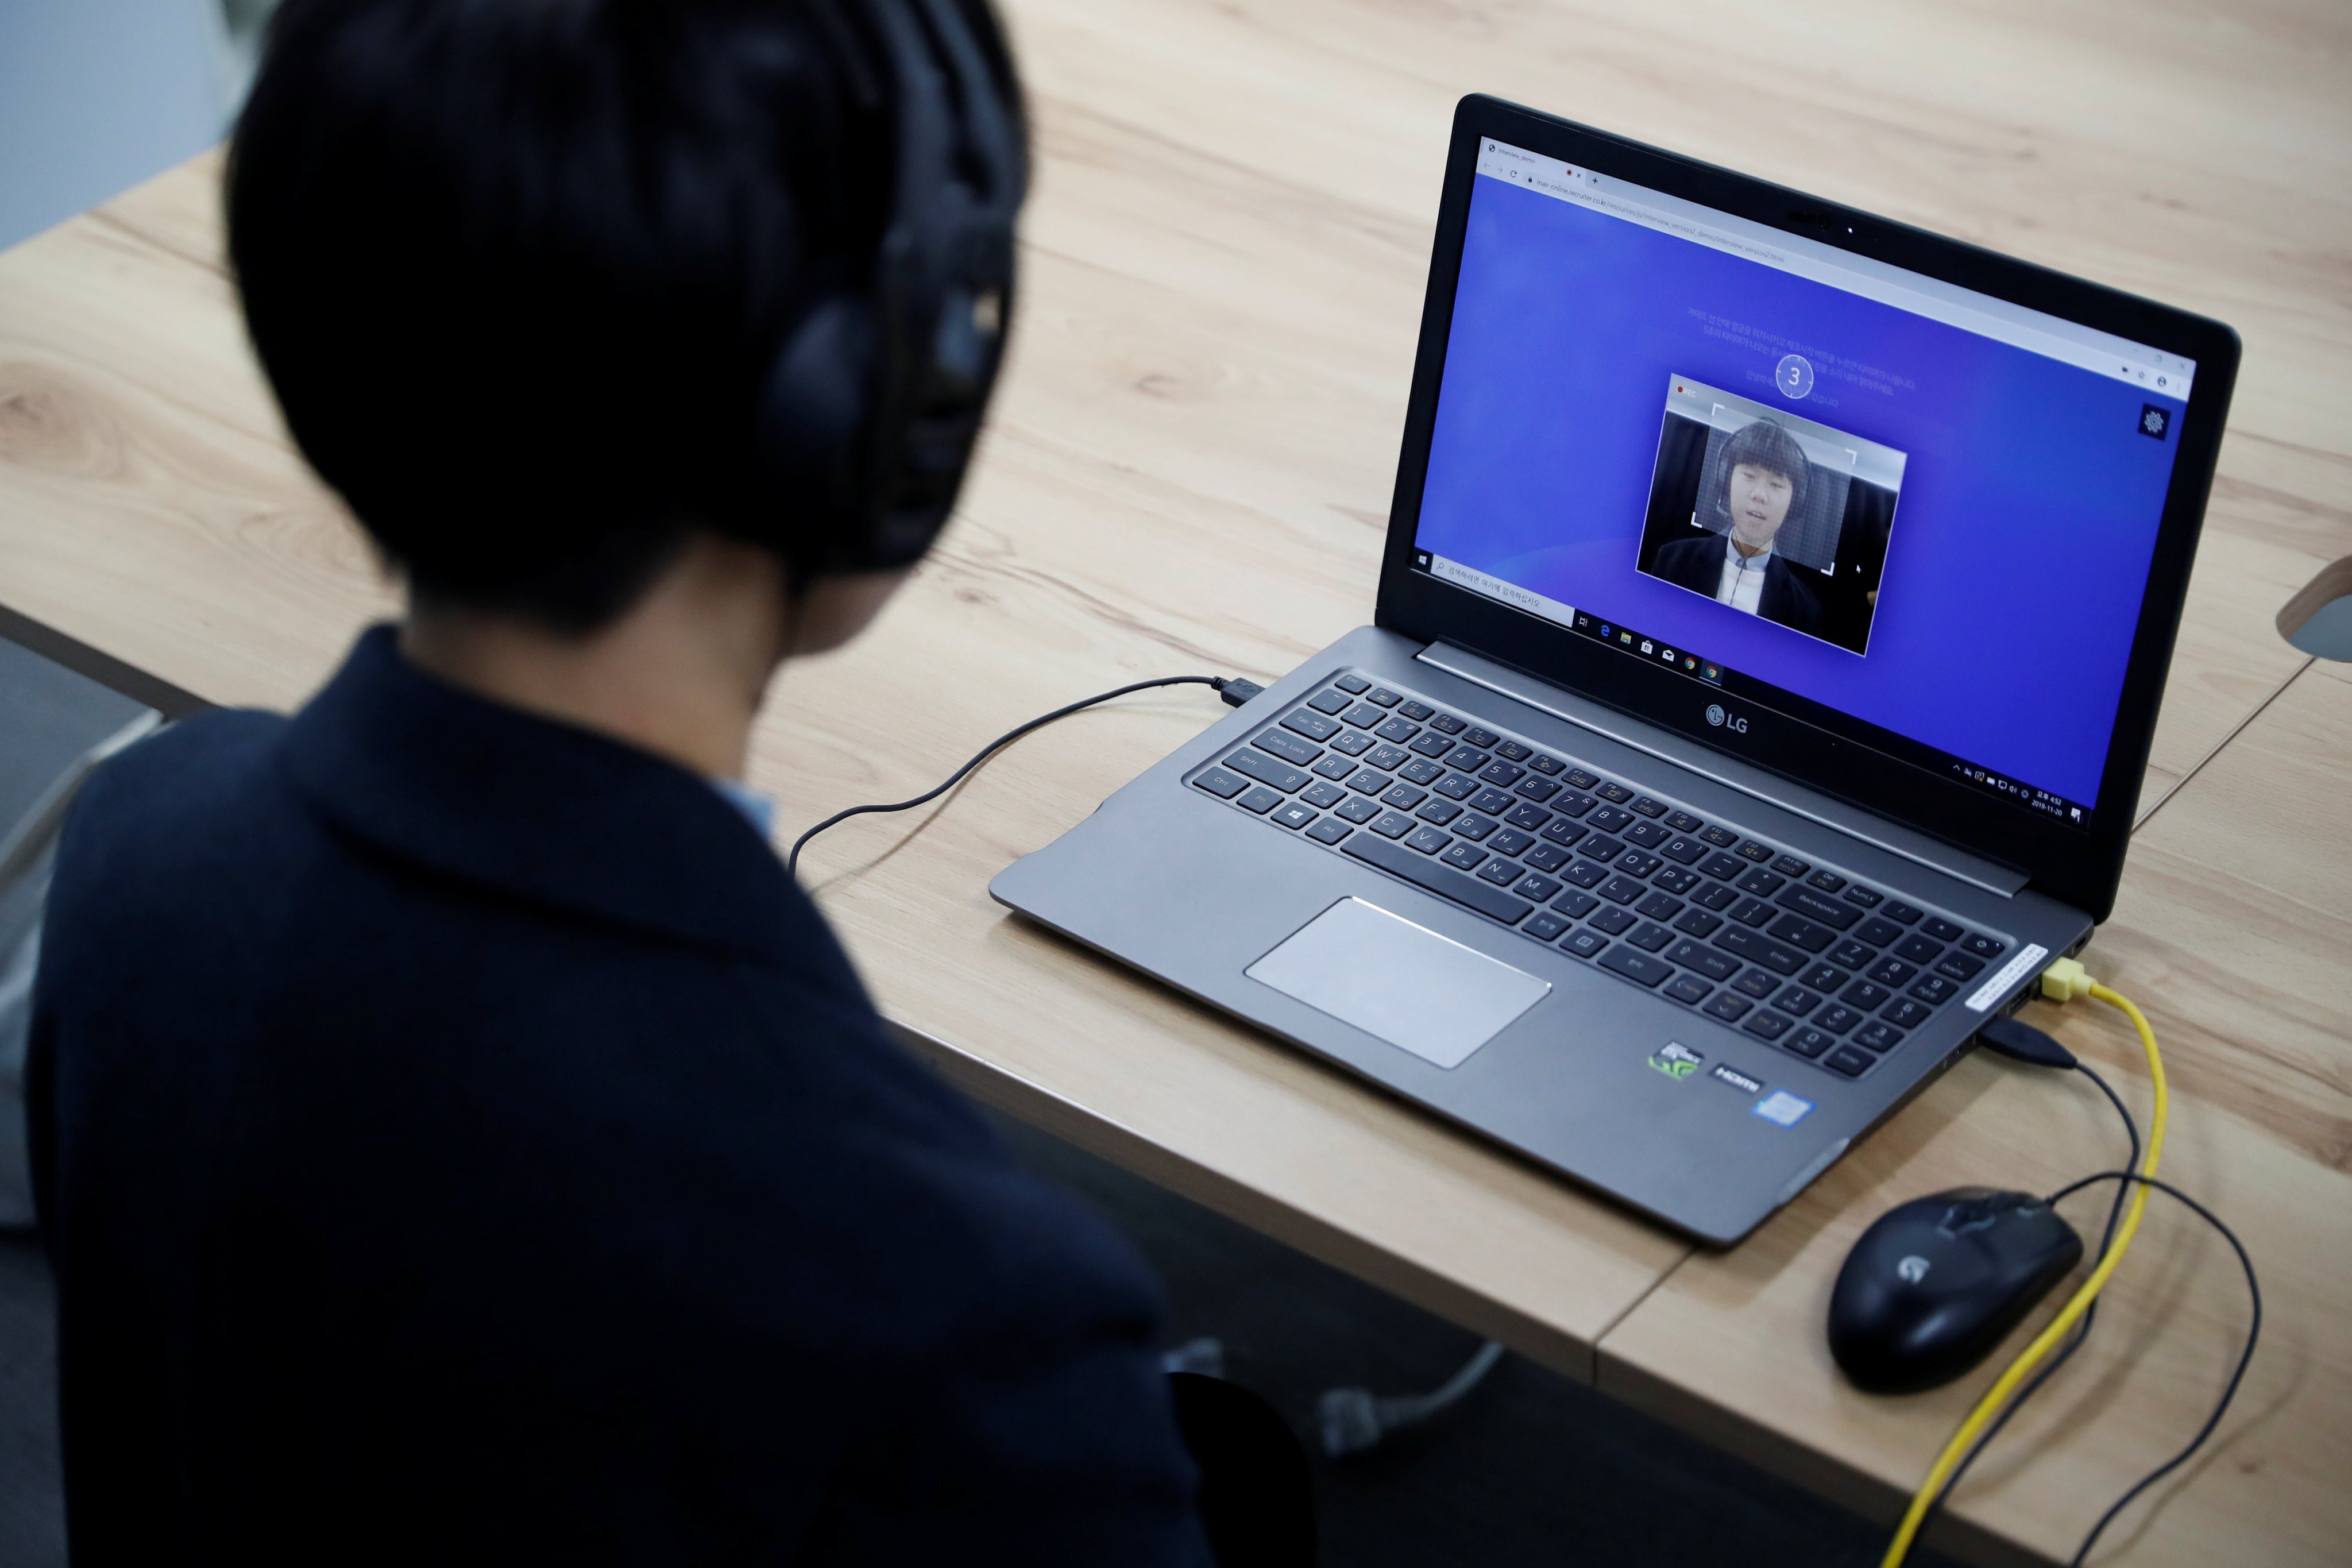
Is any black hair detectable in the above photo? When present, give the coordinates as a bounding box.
[1718,418,1812,524]
[229,0,909,631]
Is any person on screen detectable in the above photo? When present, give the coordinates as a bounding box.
[1650,419,1825,635]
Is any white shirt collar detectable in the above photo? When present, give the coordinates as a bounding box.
[1724,534,1774,569]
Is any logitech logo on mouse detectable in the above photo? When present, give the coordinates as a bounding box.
[1706,704,1748,733]
[1897,1255,1931,1284]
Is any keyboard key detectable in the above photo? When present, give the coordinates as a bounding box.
[1665,810,1705,833]
[1443,745,1490,771]
[1595,781,1635,803]
[1764,913,1836,954]
[1415,798,1463,826]
[1715,926,1806,975]
[1735,840,1775,863]
[1702,992,1753,1023]
[1598,945,1674,987]
[1854,1022,1905,1053]
[1302,781,1347,808]
[1227,750,1308,791]
[1582,836,1626,863]
[1564,768,1600,789]
[1659,836,1708,866]
[1489,828,1536,858]
[1933,951,1987,982]
[1404,825,1451,855]
[1428,713,1466,735]
[1523,911,1573,941]
[1881,998,1934,1029]
[1342,703,1385,729]
[1399,700,1434,721]
[1599,874,1646,905]
[1307,688,1352,715]
[1729,898,1776,929]
[1370,811,1416,839]
[1698,851,1746,881]
[1883,900,1925,925]
[1345,768,1392,795]
[1805,870,1847,893]
[1504,802,1551,832]
[1743,1010,1793,1041]
[1494,739,1532,762]
[1588,805,1635,835]
[1374,716,1420,744]
[1629,795,1669,818]
[1514,777,1562,802]
[1961,933,2006,959]
[1453,814,1497,841]
[1770,855,1811,878]
[1334,673,1370,694]
[1194,767,1248,799]
[1697,824,1740,848]
[1841,980,1893,1010]
[1561,929,1608,959]
[1365,744,1410,771]
[1616,851,1664,879]
[1343,832,1532,925]
[1841,885,1884,909]
[1552,790,1598,818]
[1907,974,1959,1005]
[1328,731,1373,757]
[1651,866,1701,896]
[1784,1026,1835,1059]
[1462,727,1501,748]
[1550,889,1601,920]
[1623,820,1673,849]
[1562,860,1608,889]
[1625,921,1674,953]
[1478,761,1526,788]
[1691,883,1740,912]
[1365,688,1403,708]
[1527,755,1564,775]
[1433,771,1479,800]
[1670,941,1740,980]
[1892,933,1943,964]
[1590,906,1638,936]
[1408,731,1454,758]
[1472,787,1517,816]
[1238,786,1283,814]
[1922,916,1965,943]
[1281,709,1342,742]
[1272,802,1318,830]
[1866,956,1918,987]
[1397,759,1443,786]
[1733,968,1781,999]
[1307,816,1352,845]
[1513,872,1564,903]
[1476,858,1521,886]
[1814,1005,1864,1034]
[1772,985,1824,1017]
[1440,841,1486,872]
[1735,867,1787,898]
[1334,795,1381,824]
[1523,843,1571,873]
[1673,909,1724,938]
[1311,754,1357,781]
[1854,916,1906,947]
[1800,963,1851,993]
[1776,886,1861,930]
[1663,973,1715,1005]
[1825,1045,1874,1077]
[1635,891,1684,922]
[1539,818,1589,849]
[1828,939,1876,971]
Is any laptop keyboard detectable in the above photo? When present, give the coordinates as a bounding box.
[1189,671,2021,1082]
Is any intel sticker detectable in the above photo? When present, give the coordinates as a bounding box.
[1753,1090,1813,1127]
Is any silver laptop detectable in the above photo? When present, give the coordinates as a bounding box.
[992,96,2238,1243]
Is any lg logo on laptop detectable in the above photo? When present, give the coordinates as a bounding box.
[1705,703,1749,734]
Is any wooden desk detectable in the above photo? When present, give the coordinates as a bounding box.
[2,2,2345,1562]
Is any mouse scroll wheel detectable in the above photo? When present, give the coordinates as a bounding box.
[1937,1203,1998,1238]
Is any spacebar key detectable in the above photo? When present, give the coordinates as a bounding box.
[1343,834,1533,925]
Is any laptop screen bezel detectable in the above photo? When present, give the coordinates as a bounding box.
[1373,95,2239,922]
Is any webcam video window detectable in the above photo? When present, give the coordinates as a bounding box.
[1635,375,1909,656]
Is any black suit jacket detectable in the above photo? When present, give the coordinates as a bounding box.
[29,628,1211,1566]
[1648,534,1824,635]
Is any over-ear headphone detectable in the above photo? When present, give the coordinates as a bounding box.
[747,0,1027,578]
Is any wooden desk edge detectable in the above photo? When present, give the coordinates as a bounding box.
[889,1018,1606,1384]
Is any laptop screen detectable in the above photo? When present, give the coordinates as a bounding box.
[1407,138,2196,831]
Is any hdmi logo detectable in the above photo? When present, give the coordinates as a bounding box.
[1706,704,1748,733]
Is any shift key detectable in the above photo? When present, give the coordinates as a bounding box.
[1226,748,1308,793]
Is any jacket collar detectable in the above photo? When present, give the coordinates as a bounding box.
[284,626,803,960]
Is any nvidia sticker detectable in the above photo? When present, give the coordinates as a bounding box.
[1649,1041,1704,1082]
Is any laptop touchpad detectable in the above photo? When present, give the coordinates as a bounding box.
[1246,898,1550,1069]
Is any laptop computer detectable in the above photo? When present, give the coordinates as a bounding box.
[991,95,2238,1245]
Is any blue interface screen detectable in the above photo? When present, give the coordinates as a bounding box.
[1412,172,2187,808]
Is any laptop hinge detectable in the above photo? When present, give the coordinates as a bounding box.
[1414,642,2029,900]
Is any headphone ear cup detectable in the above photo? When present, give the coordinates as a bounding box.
[752,294,879,564]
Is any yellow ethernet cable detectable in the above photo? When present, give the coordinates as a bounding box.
[1877,962,2168,1568]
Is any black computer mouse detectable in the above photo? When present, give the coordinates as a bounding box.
[1828,1187,2083,1395]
